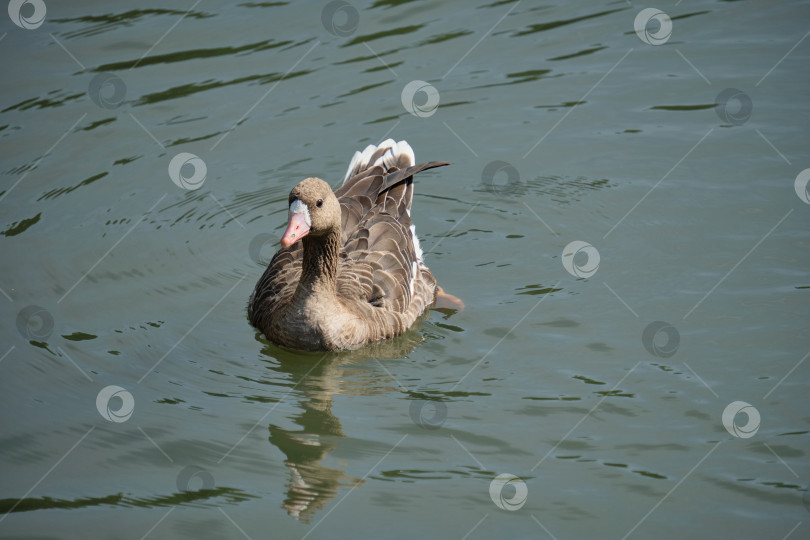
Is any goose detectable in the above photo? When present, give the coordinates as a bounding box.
[248,139,454,351]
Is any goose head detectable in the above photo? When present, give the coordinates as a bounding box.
[280,177,341,248]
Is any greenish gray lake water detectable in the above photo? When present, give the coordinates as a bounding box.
[1,0,809,538]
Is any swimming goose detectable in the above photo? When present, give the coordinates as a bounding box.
[248,139,451,351]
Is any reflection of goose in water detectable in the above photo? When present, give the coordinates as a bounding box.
[262,326,432,522]
[269,394,347,521]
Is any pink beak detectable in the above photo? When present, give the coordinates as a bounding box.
[280,212,310,248]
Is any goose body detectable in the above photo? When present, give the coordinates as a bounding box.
[248,140,450,351]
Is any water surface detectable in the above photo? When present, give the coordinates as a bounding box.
[1,0,809,538]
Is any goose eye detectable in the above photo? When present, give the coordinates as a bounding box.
[316,199,323,208]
